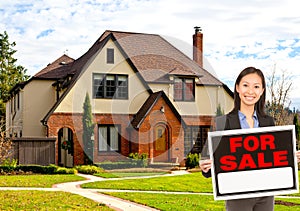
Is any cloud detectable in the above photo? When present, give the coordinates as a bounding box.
[1,0,300,108]
[36,29,54,39]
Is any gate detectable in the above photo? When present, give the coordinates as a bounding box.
[12,137,56,166]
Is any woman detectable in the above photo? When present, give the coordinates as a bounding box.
[200,66,300,211]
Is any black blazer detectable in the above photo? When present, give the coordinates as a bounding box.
[202,111,275,178]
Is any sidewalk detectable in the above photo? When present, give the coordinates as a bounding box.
[54,173,161,211]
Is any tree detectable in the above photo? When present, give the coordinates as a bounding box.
[0,119,13,164]
[293,114,300,150]
[216,103,224,116]
[82,93,95,164]
[0,31,29,120]
[265,65,293,125]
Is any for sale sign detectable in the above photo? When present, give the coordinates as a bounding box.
[208,125,299,200]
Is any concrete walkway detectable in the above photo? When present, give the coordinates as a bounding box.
[53,173,161,211]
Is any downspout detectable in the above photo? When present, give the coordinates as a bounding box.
[41,120,49,137]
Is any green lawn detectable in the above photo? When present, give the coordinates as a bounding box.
[108,192,225,211]
[0,190,113,210]
[0,174,85,187]
[82,172,217,193]
[82,171,300,210]
[83,171,300,197]
[1,172,300,210]
[105,192,300,211]
[95,171,168,178]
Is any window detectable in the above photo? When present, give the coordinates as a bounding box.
[174,78,195,101]
[98,125,120,152]
[107,48,114,64]
[93,74,128,99]
[184,126,210,156]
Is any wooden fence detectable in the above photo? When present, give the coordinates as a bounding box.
[12,137,56,166]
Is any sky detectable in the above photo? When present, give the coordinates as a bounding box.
[1,0,300,110]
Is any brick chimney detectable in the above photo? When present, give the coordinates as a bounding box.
[193,26,203,67]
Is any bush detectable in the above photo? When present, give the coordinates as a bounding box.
[75,165,103,174]
[55,167,77,174]
[4,164,77,175]
[96,161,138,170]
[129,152,148,168]
[96,153,149,170]
[15,165,57,174]
[0,158,18,172]
[185,153,199,169]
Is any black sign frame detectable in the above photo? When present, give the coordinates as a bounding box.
[208,125,299,200]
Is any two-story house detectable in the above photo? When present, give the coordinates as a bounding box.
[6,27,233,167]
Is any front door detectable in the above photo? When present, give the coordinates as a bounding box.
[153,125,169,162]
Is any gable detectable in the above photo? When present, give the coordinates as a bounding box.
[54,38,151,115]
[130,91,186,129]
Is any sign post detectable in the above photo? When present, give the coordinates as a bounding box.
[208,125,299,200]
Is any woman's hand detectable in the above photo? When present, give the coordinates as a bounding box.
[296,150,300,163]
[200,159,212,173]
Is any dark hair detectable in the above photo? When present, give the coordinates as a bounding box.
[231,66,266,116]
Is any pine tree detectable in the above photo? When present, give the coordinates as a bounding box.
[82,93,95,164]
[0,31,29,120]
[216,103,224,116]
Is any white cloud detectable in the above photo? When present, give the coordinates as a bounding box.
[1,0,300,109]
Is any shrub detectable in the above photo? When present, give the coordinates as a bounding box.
[55,167,77,174]
[0,158,18,172]
[15,165,57,174]
[96,161,138,170]
[185,153,199,169]
[129,152,148,168]
[0,163,78,175]
[75,165,103,174]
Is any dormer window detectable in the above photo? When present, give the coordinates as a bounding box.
[174,77,195,101]
[107,48,114,64]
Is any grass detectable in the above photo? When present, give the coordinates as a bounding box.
[82,171,300,210]
[83,171,300,197]
[0,190,114,210]
[95,171,168,178]
[105,192,300,211]
[1,171,300,210]
[107,192,225,211]
[0,174,85,187]
[82,172,213,193]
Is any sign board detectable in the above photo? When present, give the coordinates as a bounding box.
[208,125,299,200]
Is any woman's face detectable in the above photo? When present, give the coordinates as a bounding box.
[236,73,264,109]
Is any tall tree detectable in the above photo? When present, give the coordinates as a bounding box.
[82,93,95,164]
[215,103,224,116]
[265,65,293,125]
[0,31,29,120]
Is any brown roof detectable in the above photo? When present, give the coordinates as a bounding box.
[108,31,223,86]
[34,54,75,79]
[36,30,224,84]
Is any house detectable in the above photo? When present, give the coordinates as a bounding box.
[6,27,233,167]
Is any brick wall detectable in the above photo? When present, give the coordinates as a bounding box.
[47,106,212,165]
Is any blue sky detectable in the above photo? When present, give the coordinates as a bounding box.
[1,0,300,109]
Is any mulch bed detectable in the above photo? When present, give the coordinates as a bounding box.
[275,199,300,206]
